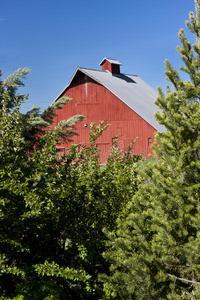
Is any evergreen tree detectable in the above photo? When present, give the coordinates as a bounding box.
[100,1,200,299]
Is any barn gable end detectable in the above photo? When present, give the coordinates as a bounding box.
[52,58,165,163]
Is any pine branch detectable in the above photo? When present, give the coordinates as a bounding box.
[167,273,200,286]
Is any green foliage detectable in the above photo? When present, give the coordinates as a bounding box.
[100,1,200,299]
[0,68,85,146]
[0,68,31,111]
[0,87,140,298]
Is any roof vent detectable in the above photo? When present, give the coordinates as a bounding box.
[99,58,122,75]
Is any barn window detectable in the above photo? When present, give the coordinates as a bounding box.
[148,137,152,146]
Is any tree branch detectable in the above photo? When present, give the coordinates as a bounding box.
[167,273,200,285]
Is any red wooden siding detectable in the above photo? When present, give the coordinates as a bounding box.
[53,71,156,163]
[101,60,112,73]
[101,61,120,74]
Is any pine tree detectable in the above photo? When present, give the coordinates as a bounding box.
[100,1,200,299]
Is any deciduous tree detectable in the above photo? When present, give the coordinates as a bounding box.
[0,90,140,299]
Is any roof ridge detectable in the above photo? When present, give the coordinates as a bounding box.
[79,67,137,77]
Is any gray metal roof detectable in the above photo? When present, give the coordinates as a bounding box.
[80,68,165,132]
[99,58,122,66]
[53,67,165,133]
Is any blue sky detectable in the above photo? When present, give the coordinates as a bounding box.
[0,0,196,113]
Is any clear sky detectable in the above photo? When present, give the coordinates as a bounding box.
[0,0,196,113]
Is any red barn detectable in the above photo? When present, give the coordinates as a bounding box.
[52,58,165,163]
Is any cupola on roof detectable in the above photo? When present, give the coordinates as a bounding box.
[99,58,122,75]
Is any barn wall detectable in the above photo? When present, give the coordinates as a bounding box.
[53,72,156,163]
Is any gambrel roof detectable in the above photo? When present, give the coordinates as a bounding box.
[53,66,165,133]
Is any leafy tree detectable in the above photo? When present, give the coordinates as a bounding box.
[0,87,140,299]
[100,1,200,299]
